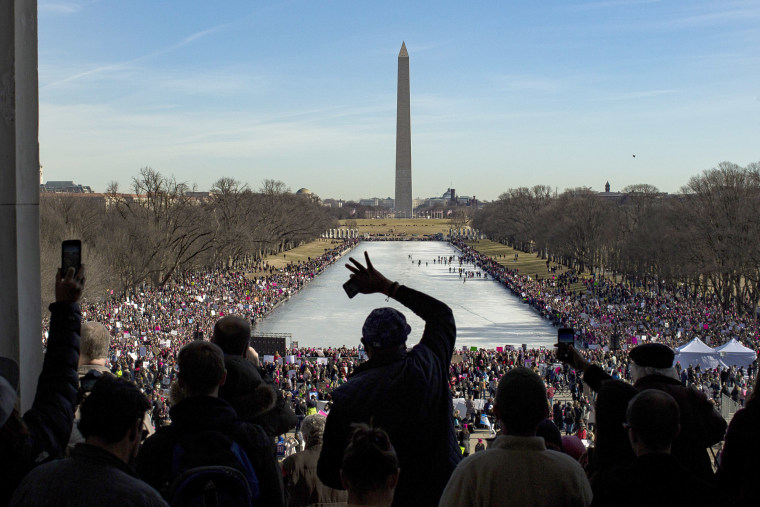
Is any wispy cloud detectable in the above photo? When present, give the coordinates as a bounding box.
[668,3,760,27]
[600,89,677,101]
[138,24,232,62]
[41,23,231,90]
[570,0,661,10]
[38,1,87,14]
[492,74,568,94]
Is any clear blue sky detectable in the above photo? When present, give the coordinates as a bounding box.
[38,0,760,201]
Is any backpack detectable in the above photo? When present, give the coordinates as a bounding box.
[164,429,260,506]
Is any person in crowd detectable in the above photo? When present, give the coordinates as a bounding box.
[591,390,716,506]
[553,399,563,429]
[561,435,588,464]
[340,423,400,507]
[560,342,726,481]
[474,438,486,452]
[585,373,638,482]
[458,421,472,457]
[717,371,760,506]
[536,418,563,452]
[317,252,460,506]
[211,315,292,436]
[564,401,576,435]
[136,341,284,506]
[78,322,112,377]
[439,367,592,506]
[0,267,84,505]
[307,394,318,415]
[11,376,166,506]
[70,321,154,450]
[282,414,347,507]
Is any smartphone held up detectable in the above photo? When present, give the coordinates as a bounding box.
[343,278,360,299]
[61,240,82,276]
[556,327,574,361]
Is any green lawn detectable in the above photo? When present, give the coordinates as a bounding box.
[260,239,347,270]
[462,239,589,293]
[339,218,457,236]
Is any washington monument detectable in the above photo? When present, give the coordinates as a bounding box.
[395,42,413,217]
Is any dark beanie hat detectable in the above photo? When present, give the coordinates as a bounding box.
[362,308,411,348]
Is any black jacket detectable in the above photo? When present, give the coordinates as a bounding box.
[317,285,460,507]
[584,365,726,482]
[10,444,166,506]
[0,301,81,506]
[136,396,285,507]
[591,453,717,506]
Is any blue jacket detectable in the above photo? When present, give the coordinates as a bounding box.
[317,285,460,507]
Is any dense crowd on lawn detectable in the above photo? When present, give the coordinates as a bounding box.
[4,244,759,506]
[39,240,358,427]
[4,238,760,506]
[452,240,760,352]
[36,237,758,433]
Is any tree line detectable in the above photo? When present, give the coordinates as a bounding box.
[471,161,760,316]
[40,168,336,305]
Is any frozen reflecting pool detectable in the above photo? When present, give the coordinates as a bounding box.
[254,242,557,350]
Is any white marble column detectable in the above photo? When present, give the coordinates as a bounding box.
[0,0,41,410]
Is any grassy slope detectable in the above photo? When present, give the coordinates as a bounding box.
[462,239,589,294]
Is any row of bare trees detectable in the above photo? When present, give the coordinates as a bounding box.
[472,161,760,316]
[40,168,336,304]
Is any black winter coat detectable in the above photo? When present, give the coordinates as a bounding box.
[317,285,460,507]
[584,365,726,482]
[0,302,81,506]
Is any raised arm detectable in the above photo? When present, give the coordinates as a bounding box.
[345,252,455,363]
[24,267,85,461]
[556,344,611,392]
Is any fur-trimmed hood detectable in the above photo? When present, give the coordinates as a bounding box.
[219,355,277,419]
[169,355,277,419]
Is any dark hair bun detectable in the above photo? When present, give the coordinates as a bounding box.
[341,423,399,493]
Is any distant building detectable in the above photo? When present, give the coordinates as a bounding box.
[357,197,394,208]
[323,198,344,208]
[597,180,624,202]
[40,180,93,193]
[296,188,320,203]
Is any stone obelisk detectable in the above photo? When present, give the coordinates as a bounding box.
[395,42,413,218]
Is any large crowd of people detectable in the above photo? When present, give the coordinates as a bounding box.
[39,240,358,428]
[1,237,758,505]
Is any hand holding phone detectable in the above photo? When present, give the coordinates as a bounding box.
[556,328,574,362]
[61,240,82,276]
[57,240,84,303]
[343,278,360,299]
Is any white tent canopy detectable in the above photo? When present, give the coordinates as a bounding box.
[674,338,721,369]
[714,338,757,369]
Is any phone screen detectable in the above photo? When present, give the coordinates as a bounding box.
[558,328,574,345]
[62,240,81,274]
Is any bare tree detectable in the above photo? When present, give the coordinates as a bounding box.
[677,162,760,313]
[105,167,214,289]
